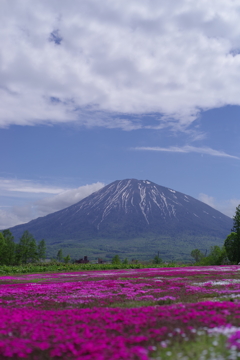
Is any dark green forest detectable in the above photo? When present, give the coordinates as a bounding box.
[0,230,46,265]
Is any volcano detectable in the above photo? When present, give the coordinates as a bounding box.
[7,179,233,261]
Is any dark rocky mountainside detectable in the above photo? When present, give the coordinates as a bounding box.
[7,179,233,261]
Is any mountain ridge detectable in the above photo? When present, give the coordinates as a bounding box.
[6,179,233,261]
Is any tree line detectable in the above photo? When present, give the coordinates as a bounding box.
[0,230,46,265]
[191,204,240,265]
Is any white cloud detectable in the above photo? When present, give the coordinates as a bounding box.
[0,181,105,229]
[0,209,30,229]
[1,0,240,130]
[198,193,216,208]
[199,193,240,218]
[36,182,105,216]
[0,178,66,195]
[134,145,239,159]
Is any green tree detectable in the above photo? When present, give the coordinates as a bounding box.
[122,258,128,265]
[57,249,63,262]
[224,232,238,263]
[208,246,227,265]
[38,239,46,260]
[0,233,6,265]
[190,249,205,263]
[224,204,240,263]
[64,254,71,263]
[112,255,121,264]
[16,231,39,264]
[153,255,162,264]
[233,204,240,233]
[197,246,227,266]
[2,230,15,265]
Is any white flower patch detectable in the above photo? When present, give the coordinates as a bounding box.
[193,279,240,286]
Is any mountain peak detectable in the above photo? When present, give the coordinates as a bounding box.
[8,178,232,261]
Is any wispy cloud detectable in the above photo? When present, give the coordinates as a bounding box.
[1,1,240,130]
[0,178,66,195]
[0,180,105,229]
[134,145,239,159]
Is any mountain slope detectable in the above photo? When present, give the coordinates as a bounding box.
[7,179,233,260]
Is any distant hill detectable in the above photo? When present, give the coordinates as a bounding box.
[7,179,233,261]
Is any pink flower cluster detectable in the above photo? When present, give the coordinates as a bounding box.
[0,265,240,308]
[0,301,239,359]
[0,277,178,308]
[0,265,240,358]
[228,330,240,350]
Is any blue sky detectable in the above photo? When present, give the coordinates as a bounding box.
[1,0,240,228]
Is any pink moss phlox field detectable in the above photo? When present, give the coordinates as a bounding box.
[1,266,240,358]
[1,266,240,308]
[0,301,240,359]
[0,279,179,308]
[228,330,240,350]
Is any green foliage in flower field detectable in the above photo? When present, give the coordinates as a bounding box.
[152,332,236,360]
[0,260,185,275]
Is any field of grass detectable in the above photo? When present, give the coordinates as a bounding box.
[1,265,240,359]
[0,261,184,275]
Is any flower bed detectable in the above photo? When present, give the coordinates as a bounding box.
[0,301,240,359]
[0,266,240,359]
[0,266,240,309]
